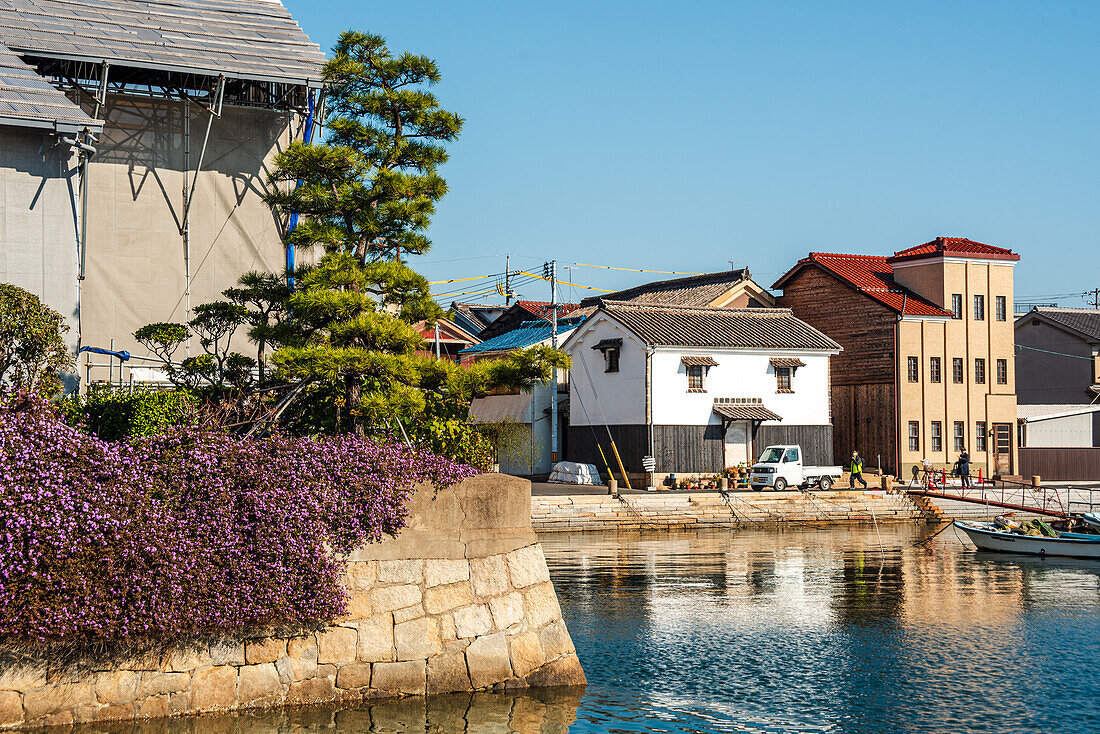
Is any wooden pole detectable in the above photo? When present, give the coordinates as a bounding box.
[610,439,632,490]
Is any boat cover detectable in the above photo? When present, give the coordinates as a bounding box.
[549,461,602,485]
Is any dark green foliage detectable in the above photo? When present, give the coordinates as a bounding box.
[0,282,73,397]
[60,385,196,441]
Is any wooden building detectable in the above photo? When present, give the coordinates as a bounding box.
[774,237,1020,479]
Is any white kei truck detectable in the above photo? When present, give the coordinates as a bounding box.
[748,445,844,491]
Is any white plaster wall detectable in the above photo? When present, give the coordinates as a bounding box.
[564,313,646,426]
[650,349,834,426]
[0,126,81,354]
[1023,413,1093,448]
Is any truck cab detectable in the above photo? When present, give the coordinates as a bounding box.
[749,444,841,491]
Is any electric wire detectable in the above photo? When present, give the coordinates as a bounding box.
[573,262,705,276]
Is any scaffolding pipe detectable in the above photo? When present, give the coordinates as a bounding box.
[286,89,318,288]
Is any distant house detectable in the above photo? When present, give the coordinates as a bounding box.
[412,319,480,362]
[462,316,586,476]
[580,267,775,309]
[449,302,508,337]
[1015,307,1100,447]
[774,238,1020,479]
[475,301,588,341]
[562,301,841,477]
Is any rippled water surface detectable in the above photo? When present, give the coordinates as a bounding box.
[77,524,1100,733]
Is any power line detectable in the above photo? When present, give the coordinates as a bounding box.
[516,270,614,292]
[1015,344,1096,361]
[573,262,705,276]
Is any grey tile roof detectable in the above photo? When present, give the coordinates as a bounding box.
[1029,307,1100,342]
[580,269,751,307]
[0,0,324,86]
[0,43,99,131]
[600,301,842,351]
[713,402,783,422]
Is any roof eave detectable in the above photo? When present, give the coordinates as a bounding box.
[0,112,102,133]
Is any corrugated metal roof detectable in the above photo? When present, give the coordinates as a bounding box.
[889,237,1020,263]
[580,269,751,308]
[469,394,532,424]
[0,0,324,86]
[772,252,953,317]
[0,42,99,131]
[460,316,587,355]
[1027,307,1100,342]
[600,301,842,351]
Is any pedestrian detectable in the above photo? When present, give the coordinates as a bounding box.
[849,451,868,489]
[958,450,971,488]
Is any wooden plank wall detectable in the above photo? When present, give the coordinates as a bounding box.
[566,424,650,476]
[777,266,900,473]
[754,425,834,466]
[1020,448,1100,481]
[652,424,725,473]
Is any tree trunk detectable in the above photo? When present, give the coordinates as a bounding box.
[345,372,365,437]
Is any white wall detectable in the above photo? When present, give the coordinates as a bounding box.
[651,349,833,426]
[564,313,647,426]
[1023,413,1094,448]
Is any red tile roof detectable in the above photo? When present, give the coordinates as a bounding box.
[513,300,585,319]
[888,237,1020,263]
[772,252,953,317]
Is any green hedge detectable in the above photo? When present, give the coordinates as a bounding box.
[60,386,196,440]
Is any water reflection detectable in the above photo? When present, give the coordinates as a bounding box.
[72,688,584,733]
[544,525,1100,734]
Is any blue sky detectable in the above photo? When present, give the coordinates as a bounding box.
[285,1,1100,307]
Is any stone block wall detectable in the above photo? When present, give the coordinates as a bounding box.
[532,489,925,532]
[0,475,585,729]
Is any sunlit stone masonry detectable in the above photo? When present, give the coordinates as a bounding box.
[0,475,585,729]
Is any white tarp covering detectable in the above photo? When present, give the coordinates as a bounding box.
[549,461,602,485]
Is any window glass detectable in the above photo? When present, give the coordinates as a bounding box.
[974,294,985,320]
[776,367,792,392]
[951,294,963,319]
[687,364,704,391]
[930,357,941,383]
[976,422,988,452]
[908,421,920,452]
[907,356,919,382]
[783,448,799,463]
[954,421,965,452]
[931,421,942,452]
[996,296,1007,321]
[605,347,620,373]
[996,358,1007,384]
[975,358,986,384]
[759,447,784,463]
[953,358,964,383]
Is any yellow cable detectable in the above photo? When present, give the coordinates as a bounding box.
[515,271,615,292]
[427,274,498,285]
[574,262,705,276]
[431,288,497,298]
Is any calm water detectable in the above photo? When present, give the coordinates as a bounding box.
[75,524,1100,733]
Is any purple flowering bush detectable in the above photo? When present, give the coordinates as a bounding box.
[0,397,477,649]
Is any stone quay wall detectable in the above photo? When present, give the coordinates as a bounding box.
[532,489,927,532]
[0,475,585,730]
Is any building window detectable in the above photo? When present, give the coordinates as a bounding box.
[951,294,963,319]
[908,421,920,452]
[976,421,988,452]
[931,421,942,453]
[907,356,919,382]
[996,358,1007,385]
[775,367,792,393]
[974,294,985,321]
[930,357,941,383]
[953,358,964,384]
[975,358,986,384]
[687,364,705,392]
[954,421,965,452]
[604,347,620,373]
[996,296,1007,322]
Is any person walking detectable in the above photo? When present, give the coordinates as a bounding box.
[958,450,971,488]
[849,451,868,489]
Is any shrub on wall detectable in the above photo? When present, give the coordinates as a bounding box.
[59,385,197,440]
[0,282,73,397]
[0,397,477,652]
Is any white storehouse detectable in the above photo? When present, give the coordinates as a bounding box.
[562,301,842,475]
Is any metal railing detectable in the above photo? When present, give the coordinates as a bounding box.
[907,468,1100,517]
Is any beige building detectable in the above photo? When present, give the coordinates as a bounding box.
[774,238,1020,480]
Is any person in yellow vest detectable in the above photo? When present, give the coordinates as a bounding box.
[849,451,868,488]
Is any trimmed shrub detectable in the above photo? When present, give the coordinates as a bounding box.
[59,385,197,440]
[0,282,73,397]
[0,398,477,650]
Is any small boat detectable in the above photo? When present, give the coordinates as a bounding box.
[954,519,1100,560]
[1080,513,1100,532]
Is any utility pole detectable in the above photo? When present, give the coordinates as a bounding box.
[1087,288,1100,309]
[505,254,512,306]
[547,260,559,464]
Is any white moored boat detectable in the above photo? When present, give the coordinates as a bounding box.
[954,519,1100,560]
